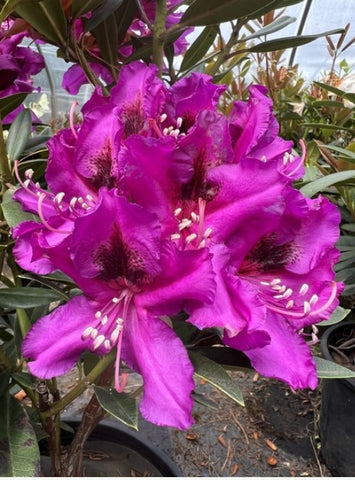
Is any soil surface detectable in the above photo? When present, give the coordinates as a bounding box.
[61,368,331,477]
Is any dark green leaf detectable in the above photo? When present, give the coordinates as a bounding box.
[0,94,28,121]
[0,394,41,476]
[247,29,345,53]
[311,100,346,109]
[300,170,355,197]
[180,25,218,72]
[84,0,124,32]
[1,188,39,228]
[94,386,138,430]
[16,0,67,45]
[11,372,37,390]
[0,0,41,21]
[6,109,32,162]
[189,351,244,406]
[243,16,296,41]
[0,287,62,309]
[315,356,355,379]
[72,0,106,18]
[0,372,10,396]
[179,0,303,27]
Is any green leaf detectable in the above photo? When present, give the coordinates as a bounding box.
[11,372,37,390]
[243,16,296,41]
[16,0,67,45]
[1,188,39,228]
[247,29,345,53]
[313,81,355,103]
[315,356,355,379]
[0,0,41,21]
[0,94,27,121]
[320,144,355,160]
[94,386,138,430]
[180,0,277,26]
[180,25,218,72]
[317,306,351,327]
[300,170,355,197]
[0,394,41,476]
[189,351,244,406]
[84,0,124,32]
[72,0,106,18]
[6,109,32,162]
[0,287,62,309]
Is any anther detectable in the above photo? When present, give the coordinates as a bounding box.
[163,127,169,136]
[178,219,192,231]
[86,194,94,203]
[260,281,270,286]
[303,301,311,315]
[90,328,98,339]
[199,239,206,248]
[82,326,93,339]
[104,339,111,350]
[271,278,281,285]
[160,113,167,123]
[170,233,181,240]
[186,233,197,244]
[174,207,182,217]
[204,227,212,238]
[112,297,120,304]
[70,197,78,209]
[190,212,199,222]
[25,169,34,179]
[261,155,267,162]
[101,315,108,325]
[299,283,309,295]
[286,300,294,309]
[111,328,121,344]
[54,192,65,204]
[309,294,318,305]
[93,334,105,350]
[176,117,183,128]
[95,311,102,319]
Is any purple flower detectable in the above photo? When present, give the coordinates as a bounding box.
[21,188,215,429]
[13,61,343,428]
[0,19,44,121]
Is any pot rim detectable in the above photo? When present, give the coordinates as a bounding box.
[320,320,355,390]
[63,417,182,477]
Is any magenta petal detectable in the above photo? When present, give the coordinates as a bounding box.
[243,313,318,390]
[22,295,98,378]
[122,307,195,429]
[136,242,215,314]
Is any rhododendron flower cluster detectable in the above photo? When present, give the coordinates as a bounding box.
[13,61,342,429]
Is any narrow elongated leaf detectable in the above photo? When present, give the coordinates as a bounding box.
[313,81,355,103]
[317,306,351,327]
[180,0,277,26]
[0,94,27,120]
[319,144,355,160]
[84,0,124,32]
[72,0,106,18]
[247,29,345,53]
[6,109,32,161]
[189,351,244,406]
[180,25,218,72]
[0,395,41,476]
[300,170,355,197]
[1,188,39,228]
[244,16,296,41]
[315,356,355,379]
[0,0,41,21]
[0,287,62,309]
[16,0,67,45]
[94,386,138,430]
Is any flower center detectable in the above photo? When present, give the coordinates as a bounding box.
[81,291,133,392]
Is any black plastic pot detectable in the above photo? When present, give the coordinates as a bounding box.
[319,320,355,477]
[40,419,182,477]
